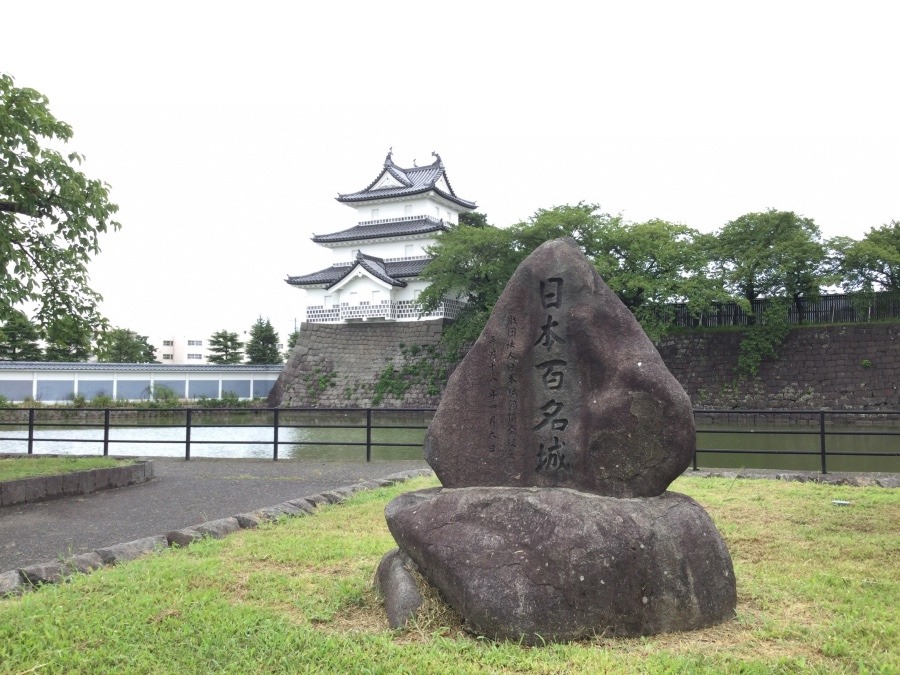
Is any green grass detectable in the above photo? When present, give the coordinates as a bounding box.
[0,456,130,482]
[1,476,897,673]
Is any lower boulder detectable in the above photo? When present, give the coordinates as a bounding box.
[385,487,736,644]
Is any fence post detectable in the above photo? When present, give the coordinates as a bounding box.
[27,408,35,455]
[103,409,110,456]
[185,409,192,461]
[819,411,827,474]
[366,409,372,462]
[273,408,279,461]
[692,449,698,471]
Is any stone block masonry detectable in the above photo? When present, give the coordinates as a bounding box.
[656,323,900,412]
[268,319,449,408]
[0,459,154,508]
[269,319,900,412]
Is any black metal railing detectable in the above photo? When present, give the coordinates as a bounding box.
[0,407,434,462]
[694,409,900,473]
[0,407,897,473]
[670,291,900,328]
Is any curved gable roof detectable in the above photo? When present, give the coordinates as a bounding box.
[336,150,476,210]
[286,256,430,288]
[311,216,448,244]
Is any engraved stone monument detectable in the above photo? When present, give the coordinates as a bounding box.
[377,238,736,643]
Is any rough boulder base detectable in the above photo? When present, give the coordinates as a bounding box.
[425,237,695,498]
[386,487,736,644]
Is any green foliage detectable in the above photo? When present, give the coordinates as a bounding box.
[90,392,114,407]
[195,391,243,408]
[284,328,301,360]
[0,456,127,481]
[860,359,873,369]
[371,344,450,405]
[458,210,489,228]
[151,384,181,405]
[0,72,119,333]
[710,209,829,323]
[245,316,282,364]
[68,392,87,408]
[43,314,92,361]
[735,299,792,378]
[591,218,724,339]
[299,367,336,403]
[207,329,243,364]
[94,327,157,363]
[0,309,42,360]
[421,203,721,346]
[831,220,900,292]
[0,477,896,672]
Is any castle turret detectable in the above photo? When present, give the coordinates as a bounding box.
[286,150,475,323]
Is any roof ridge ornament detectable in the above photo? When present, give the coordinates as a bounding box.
[431,151,443,168]
[384,147,394,166]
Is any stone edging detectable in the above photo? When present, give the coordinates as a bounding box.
[685,468,899,488]
[0,459,154,508]
[0,469,433,598]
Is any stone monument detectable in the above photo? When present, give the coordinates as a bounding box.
[377,238,736,643]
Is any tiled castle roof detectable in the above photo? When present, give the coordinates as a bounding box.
[336,151,476,210]
[286,255,430,289]
[311,216,448,244]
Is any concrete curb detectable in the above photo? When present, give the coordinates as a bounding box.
[0,468,433,598]
[0,459,154,508]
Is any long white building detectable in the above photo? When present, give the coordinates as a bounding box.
[286,150,476,323]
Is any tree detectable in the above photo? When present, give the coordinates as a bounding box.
[831,220,900,292]
[709,210,829,323]
[43,315,92,361]
[0,72,120,334]
[419,218,521,352]
[420,203,719,348]
[95,328,156,363]
[245,317,282,364]
[458,211,489,228]
[0,310,43,361]
[284,327,301,360]
[207,329,243,364]
[591,218,723,337]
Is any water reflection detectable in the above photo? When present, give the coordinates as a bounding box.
[0,412,896,471]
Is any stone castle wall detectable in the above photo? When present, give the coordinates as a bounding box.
[269,321,900,411]
[655,323,900,412]
[267,320,448,408]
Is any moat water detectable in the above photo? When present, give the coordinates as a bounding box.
[0,417,896,472]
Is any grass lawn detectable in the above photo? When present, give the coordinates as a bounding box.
[1,476,897,674]
[0,456,130,482]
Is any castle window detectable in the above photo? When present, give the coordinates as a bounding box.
[371,208,379,219]
[404,204,412,216]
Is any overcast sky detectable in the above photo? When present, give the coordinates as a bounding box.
[4,1,897,342]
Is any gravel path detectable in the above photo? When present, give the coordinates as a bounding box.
[0,458,429,571]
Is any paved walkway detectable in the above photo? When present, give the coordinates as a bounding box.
[0,458,430,572]
[3,461,896,573]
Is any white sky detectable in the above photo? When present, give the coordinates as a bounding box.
[3,1,898,342]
